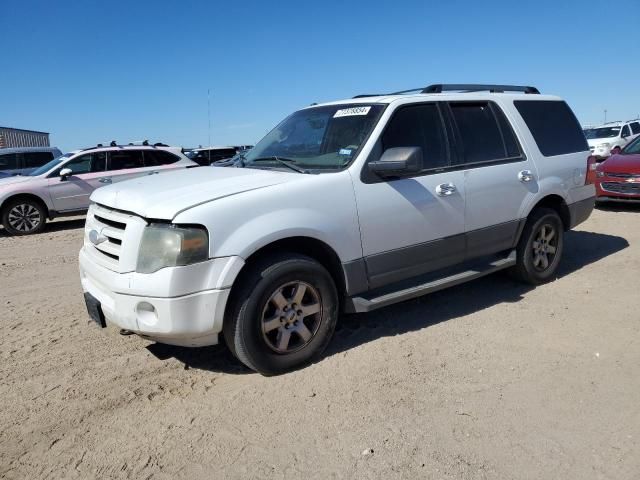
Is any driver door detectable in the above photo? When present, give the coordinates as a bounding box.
[47,152,108,212]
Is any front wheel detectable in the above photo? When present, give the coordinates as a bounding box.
[510,208,564,285]
[223,253,339,375]
[1,198,47,235]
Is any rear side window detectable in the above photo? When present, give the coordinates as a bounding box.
[514,100,588,156]
[23,151,54,168]
[449,102,512,164]
[382,104,448,170]
[631,122,640,135]
[108,150,144,170]
[0,153,19,169]
[143,150,179,166]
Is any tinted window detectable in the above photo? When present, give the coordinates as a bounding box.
[108,150,144,170]
[192,149,239,165]
[23,151,54,168]
[382,104,448,170]
[450,102,507,164]
[621,125,631,137]
[63,152,107,175]
[514,100,588,156]
[631,122,640,135]
[0,153,19,169]
[143,150,179,166]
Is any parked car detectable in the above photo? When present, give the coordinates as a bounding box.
[0,146,63,177]
[0,143,197,235]
[595,135,640,203]
[586,120,640,160]
[187,147,240,166]
[79,84,595,375]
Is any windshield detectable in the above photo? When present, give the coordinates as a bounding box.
[242,104,385,171]
[585,127,620,139]
[623,136,640,154]
[27,153,74,176]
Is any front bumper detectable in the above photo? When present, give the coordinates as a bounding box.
[79,248,244,347]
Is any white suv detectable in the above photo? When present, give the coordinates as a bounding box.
[79,84,596,375]
[586,120,640,159]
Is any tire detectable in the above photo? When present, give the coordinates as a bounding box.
[223,253,339,376]
[1,198,47,236]
[510,208,564,285]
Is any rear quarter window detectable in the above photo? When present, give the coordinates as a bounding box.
[514,100,588,157]
[0,153,19,169]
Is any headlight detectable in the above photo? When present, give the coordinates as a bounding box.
[136,224,208,274]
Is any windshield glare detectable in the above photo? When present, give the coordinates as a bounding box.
[585,127,620,139]
[243,104,385,171]
[27,153,73,176]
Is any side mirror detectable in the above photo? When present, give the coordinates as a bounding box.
[610,146,622,155]
[368,147,423,178]
[59,167,73,179]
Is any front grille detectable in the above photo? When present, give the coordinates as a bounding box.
[603,172,640,179]
[601,181,640,195]
[84,204,147,273]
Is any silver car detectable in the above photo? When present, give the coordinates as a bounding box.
[0,144,197,235]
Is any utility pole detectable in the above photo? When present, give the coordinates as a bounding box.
[207,88,211,164]
[604,109,607,124]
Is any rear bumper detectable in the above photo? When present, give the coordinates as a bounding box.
[568,196,595,229]
[79,248,244,347]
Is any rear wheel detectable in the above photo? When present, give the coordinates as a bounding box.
[510,208,564,285]
[1,198,47,236]
[223,253,338,375]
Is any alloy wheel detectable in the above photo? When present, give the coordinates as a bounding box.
[531,223,558,271]
[7,204,42,233]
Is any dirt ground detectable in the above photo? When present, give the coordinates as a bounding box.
[1,207,639,480]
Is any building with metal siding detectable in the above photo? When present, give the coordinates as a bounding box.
[0,127,50,148]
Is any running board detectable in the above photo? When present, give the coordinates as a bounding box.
[345,250,516,313]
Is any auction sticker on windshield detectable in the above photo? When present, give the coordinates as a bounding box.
[334,106,371,118]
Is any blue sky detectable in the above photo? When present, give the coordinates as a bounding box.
[1,0,639,151]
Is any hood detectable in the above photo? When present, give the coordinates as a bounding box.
[0,175,33,188]
[587,137,616,147]
[599,153,640,173]
[90,166,298,219]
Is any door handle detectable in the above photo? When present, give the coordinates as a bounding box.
[98,177,112,184]
[518,170,534,182]
[436,183,457,196]
[147,171,159,175]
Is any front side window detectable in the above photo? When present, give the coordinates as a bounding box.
[108,150,144,171]
[242,104,385,171]
[515,100,588,156]
[382,104,448,170]
[449,102,520,165]
[61,152,107,175]
[623,136,640,154]
[621,125,631,138]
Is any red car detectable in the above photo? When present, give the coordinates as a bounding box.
[595,136,640,204]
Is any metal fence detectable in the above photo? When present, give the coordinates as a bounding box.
[0,127,50,148]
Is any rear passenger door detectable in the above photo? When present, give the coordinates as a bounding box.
[446,101,535,259]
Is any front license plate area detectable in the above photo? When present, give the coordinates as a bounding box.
[84,293,106,328]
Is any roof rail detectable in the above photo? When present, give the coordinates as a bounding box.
[352,83,540,98]
[81,140,168,152]
[422,84,540,94]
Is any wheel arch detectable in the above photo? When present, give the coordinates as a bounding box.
[224,236,350,321]
[525,194,571,230]
[1,193,50,218]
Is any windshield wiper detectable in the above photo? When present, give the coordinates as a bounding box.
[249,156,309,174]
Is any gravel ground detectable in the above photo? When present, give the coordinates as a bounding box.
[1,207,639,479]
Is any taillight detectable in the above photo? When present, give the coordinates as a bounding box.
[585,155,597,185]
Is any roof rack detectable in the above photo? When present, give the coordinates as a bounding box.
[81,140,169,152]
[353,83,540,98]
